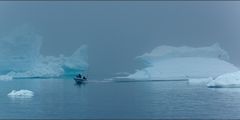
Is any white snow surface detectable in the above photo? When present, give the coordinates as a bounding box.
[8,89,34,98]
[125,44,238,80]
[207,71,240,88]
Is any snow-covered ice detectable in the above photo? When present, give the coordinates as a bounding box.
[8,89,34,98]
[124,44,238,80]
[207,71,240,88]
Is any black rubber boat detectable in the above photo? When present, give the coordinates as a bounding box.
[74,77,87,84]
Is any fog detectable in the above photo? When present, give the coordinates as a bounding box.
[1,1,240,78]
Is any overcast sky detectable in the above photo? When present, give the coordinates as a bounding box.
[1,1,240,78]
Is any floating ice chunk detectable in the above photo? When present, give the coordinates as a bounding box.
[115,72,130,76]
[188,77,213,85]
[207,71,240,88]
[104,78,114,81]
[0,75,13,81]
[8,90,34,98]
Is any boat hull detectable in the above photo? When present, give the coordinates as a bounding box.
[74,77,87,84]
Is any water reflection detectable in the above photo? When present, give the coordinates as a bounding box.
[209,88,240,94]
[74,82,86,88]
[8,95,33,104]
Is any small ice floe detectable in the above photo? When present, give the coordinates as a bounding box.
[188,77,213,85]
[115,72,130,76]
[0,75,13,81]
[7,90,34,98]
[104,78,114,81]
[207,71,240,88]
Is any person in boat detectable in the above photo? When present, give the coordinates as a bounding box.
[77,74,82,78]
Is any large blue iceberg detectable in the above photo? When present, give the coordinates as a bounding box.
[0,26,88,79]
[0,26,42,73]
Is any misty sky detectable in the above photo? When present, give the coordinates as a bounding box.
[0,1,240,78]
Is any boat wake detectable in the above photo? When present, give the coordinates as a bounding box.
[82,79,188,84]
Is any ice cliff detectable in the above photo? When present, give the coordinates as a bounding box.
[125,44,238,80]
[0,26,88,78]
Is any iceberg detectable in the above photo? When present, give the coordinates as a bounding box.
[8,89,34,98]
[115,72,130,76]
[0,25,88,78]
[137,43,229,65]
[207,71,240,88]
[124,44,238,80]
[64,45,88,73]
[6,45,88,78]
[0,25,42,73]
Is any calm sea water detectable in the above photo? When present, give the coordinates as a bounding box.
[1,78,240,119]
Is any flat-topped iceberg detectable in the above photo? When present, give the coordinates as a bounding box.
[0,25,88,78]
[188,77,213,85]
[124,44,238,80]
[137,43,229,65]
[207,71,240,88]
[127,57,238,80]
[8,89,34,98]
